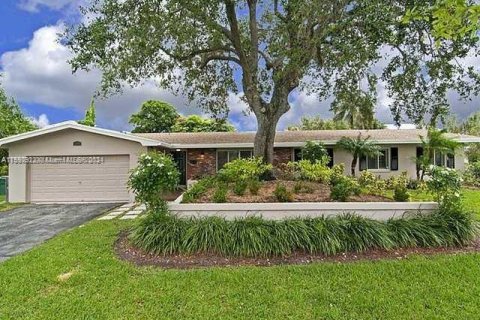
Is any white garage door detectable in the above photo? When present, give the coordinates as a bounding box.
[29,155,130,203]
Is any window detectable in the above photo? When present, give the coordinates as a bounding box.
[216,149,253,170]
[360,149,390,170]
[432,151,455,169]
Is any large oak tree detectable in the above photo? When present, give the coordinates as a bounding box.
[66,0,480,164]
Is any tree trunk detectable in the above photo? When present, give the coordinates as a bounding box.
[254,114,278,165]
[351,155,358,176]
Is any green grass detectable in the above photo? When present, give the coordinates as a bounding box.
[0,189,480,318]
[0,202,23,212]
[0,194,5,202]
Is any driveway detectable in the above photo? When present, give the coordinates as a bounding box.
[0,203,120,262]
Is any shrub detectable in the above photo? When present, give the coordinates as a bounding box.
[358,171,386,196]
[218,158,272,182]
[130,207,478,257]
[426,166,462,211]
[463,161,480,187]
[406,178,421,190]
[128,152,180,209]
[393,185,410,202]
[182,176,217,203]
[302,141,329,163]
[248,179,261,195]
[288,160,331,183]
[213,185,228,203]
[293,181,314,194]
[274,183,293,202]
[233,180,248,196]
[0,165,7,176]
[329,163,346,185]
[330,176,360,201]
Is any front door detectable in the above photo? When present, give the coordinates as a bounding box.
[172,151,187,185]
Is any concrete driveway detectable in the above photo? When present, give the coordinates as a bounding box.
[0,203,120,262]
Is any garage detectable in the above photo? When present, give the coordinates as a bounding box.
[0,121,161,203]
[29,155,130,203]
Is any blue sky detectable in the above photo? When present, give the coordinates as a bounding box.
[0,0,479,131]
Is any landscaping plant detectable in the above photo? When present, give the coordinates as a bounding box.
[463,161,480,187]
[358,171,387,196]
[248,179,261,195]
[274,183,293,202]
[128,152,180,209]
[288,159,331,183]
[233,180,248,196]
[330,176,361,201]
[426,165,463,211]
[182,177,217,203]
[218,158,273,182]
[212,185,228,203]
[130,207,478,258]
[302,141,329,164]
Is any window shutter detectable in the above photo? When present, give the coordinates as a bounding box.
[391,147,399,171]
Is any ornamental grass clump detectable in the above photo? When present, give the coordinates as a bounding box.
[129,207,478,258]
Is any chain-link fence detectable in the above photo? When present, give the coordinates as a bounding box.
[0,176,7,202]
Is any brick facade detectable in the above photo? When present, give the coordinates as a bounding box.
[186,149,217,180]
[273,148,293,166]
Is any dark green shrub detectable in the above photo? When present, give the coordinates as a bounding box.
[213,185,228,203]
[330,176,360,201]
[130,207,478,258]
[393,185,410,202]
[302,141,329,163]
[274,183,293,202]
[233,180,248,196]
[248,179,261,195]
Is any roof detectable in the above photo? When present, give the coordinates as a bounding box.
[135,129,480,148]
[0,121,164,148]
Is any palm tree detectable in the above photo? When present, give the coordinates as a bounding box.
[337,134,381,176]
[416,128,460,180]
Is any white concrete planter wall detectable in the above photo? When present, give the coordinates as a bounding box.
[168,201,439,221]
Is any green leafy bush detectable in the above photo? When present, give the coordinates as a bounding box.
[302,141,329,163]
[130,208,478,257]
[274,183,293,202]
[233,180,248,196]
[393,185,410,202]
[248,179,261,195]
[463,161,480,187]
[218,158,272,182]
[0,165,7,176]
[329,163,346,185]
[182,177,217,203]
[406,178,421,190]
[128,152,180,209]
[288,160,331,183]
[358,171,387,196]
[330,176,360,201]
[213,185,228,203]
[293,181,314,194]
[426,165,463,211]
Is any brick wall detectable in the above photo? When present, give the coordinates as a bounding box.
[186,149,217,180]
[273,148,293,166]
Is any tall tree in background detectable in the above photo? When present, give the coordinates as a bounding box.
[130,101,180,133]
[0,82,37,175]
[66,0,480,165]
[172,115,235,133]
[446,111,480,162]
[78,99,96,127]
[288,116,351,131]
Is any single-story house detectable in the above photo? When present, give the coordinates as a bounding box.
[0,121,479,203]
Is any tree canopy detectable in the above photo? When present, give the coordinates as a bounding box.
[288,115,384,131]
[130,100,180,133]
[66,0,480,164]
[129,100,235,133]
[78,99,96,127]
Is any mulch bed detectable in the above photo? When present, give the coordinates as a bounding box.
[115,232,480,270]
[193,180,391,203]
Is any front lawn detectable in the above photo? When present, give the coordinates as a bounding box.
[0,194,5,203]
[0,217,480,318]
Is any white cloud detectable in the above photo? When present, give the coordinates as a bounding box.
[0,24,203,131]
[17,0,83,13]
[30,114,50,128]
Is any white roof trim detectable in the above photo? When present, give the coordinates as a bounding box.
[0,121,168,148]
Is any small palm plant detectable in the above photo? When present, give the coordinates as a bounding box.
[337,134,381,176]
[416,128,460,181]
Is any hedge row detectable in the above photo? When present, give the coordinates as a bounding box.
[129,208,477,258]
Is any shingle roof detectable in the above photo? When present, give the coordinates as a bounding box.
[133,129,480,148]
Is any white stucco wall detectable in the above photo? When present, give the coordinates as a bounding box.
[5,129,147,203]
